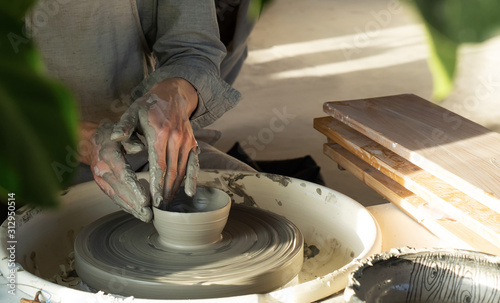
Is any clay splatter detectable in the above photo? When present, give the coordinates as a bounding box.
[316,188,322,195]
[300,183,306,187]
[304,243,320,259]
[15,207,42,228]
[324,192,337,203]
[50,251,82,288]
[265,174,291,187]
[275,199,283,206]
[227,173,254,183]
[223,176,257,207]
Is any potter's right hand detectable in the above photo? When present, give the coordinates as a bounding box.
[80,122,153,223]
[110,78,200,209]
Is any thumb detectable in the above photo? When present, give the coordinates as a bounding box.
[111,102,140,141]
[184,147,200,197]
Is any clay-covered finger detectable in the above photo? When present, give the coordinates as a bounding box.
[97,153,152,222]
[111,102,140,141]
[185,148,199,197]
[142,123,167,209]
[170,146,192,201]
[149,158,166,209]
[144,138,165,209]
[134,100,168,209]
[102,168,152,222]
[142,129,167,209]
[94,123,152,222]
[93,164,152,222]
[163,137,181,203]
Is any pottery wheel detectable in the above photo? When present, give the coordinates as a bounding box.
[74,205,304,299]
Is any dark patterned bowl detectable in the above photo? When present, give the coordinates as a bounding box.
[345,247,500,303]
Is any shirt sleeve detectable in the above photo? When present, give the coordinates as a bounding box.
[133,0,241,130]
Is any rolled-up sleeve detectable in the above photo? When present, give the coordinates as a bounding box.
[133,0,241,130]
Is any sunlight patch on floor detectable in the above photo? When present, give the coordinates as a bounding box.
[246,24,426,65]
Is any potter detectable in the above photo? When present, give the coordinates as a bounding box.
[17,1,262,298]
[22,0,256,227]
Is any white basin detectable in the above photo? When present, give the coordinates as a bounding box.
[0,170,381,302]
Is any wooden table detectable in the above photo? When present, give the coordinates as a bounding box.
[314,94,500,255]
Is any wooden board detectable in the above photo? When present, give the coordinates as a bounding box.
[314,116,500,246]
[324,143,500,255]
[323,94,500,213]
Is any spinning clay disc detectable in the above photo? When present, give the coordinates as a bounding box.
[74,204,304,299]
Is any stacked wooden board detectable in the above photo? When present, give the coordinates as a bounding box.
[314,94,500,255]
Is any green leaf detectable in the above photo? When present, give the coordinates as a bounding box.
[424,25,458,101]
[409,0,500,100]
[0,7,79,207]
[0,82,65,208]
[413,0,500,44]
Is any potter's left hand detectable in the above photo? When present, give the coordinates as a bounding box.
[111,78,200,209]
[81,122,152,223]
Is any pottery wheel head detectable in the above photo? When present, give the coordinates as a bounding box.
[74,204,304,299]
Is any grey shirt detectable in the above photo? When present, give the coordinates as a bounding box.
[134,0,241,130]
[27,0,240,130]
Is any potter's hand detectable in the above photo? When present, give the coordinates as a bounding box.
[81,122,153,222]
[111,78,200,209]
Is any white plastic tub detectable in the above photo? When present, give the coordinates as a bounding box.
[0,171,381,302]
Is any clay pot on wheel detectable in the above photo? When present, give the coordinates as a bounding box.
[153,186,231,249]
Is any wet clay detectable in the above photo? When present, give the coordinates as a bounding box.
[153,186,231,249]
[74,204,304,299]
[345,247,500,303]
